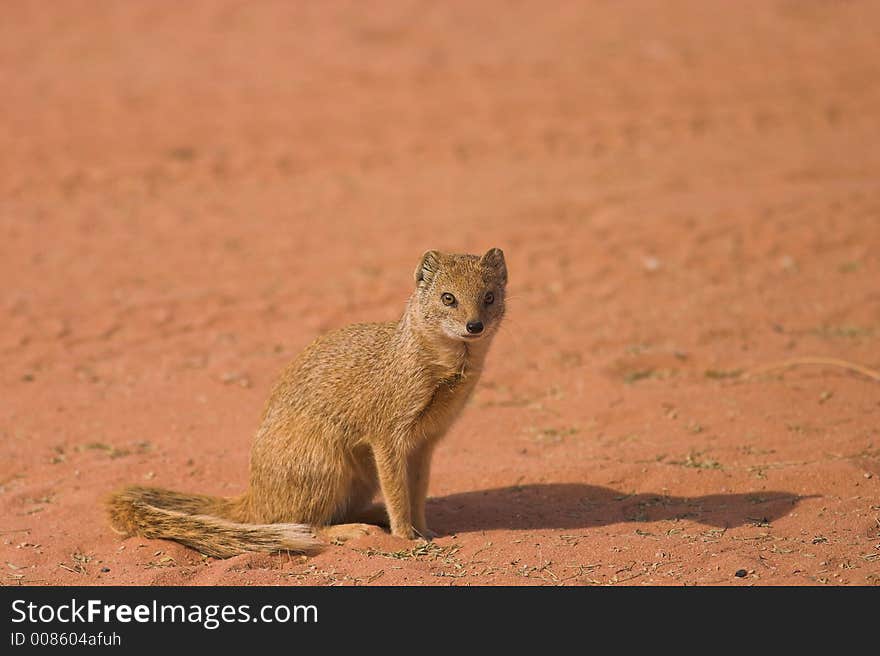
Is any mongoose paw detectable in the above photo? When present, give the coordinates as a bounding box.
[318,523,377,544]
[391,526,417,540]
[414,527,437,541]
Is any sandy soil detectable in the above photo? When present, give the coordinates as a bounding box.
[2,1,879,586]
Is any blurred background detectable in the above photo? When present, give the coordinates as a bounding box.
[2,1,879,585]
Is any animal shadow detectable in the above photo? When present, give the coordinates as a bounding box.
[427,483,808,533]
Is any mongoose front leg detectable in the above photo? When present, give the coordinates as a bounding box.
[408,442,435,539]
[373,442,414,539]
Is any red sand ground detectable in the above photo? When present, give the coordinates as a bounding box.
[2,1,879,586]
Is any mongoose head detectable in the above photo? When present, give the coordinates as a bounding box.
[412,248,507,342]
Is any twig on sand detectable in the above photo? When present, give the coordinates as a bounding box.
[746,357,880,382]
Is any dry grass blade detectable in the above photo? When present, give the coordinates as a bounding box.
[746,357,880,382]
[355,542,462,562]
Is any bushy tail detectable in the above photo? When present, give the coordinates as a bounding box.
[106,486,322,558]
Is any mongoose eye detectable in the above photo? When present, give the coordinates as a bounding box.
[441,292,456,306]
[484,292,495,305]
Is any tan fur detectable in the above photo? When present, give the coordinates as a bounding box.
[107,248,508,557]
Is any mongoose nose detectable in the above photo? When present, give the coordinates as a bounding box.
[466,321,484,334]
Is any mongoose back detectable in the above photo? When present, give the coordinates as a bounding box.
[107,248,508,557]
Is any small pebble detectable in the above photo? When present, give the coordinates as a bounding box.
[100,567,110,573]
[865,473,873,479]
[735,569,747,578]
[642,256,661,272]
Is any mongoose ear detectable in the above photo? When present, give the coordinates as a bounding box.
[414,250,442,286]
[480,247,507,284]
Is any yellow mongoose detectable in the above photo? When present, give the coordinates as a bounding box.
[108,248,508,557]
